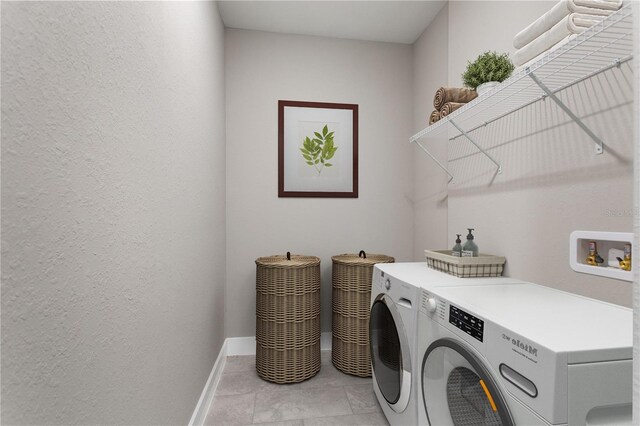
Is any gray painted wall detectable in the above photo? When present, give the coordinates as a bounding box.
[412,4,450,259]
[1,2,226,424]
[446,1,633,306]
[225,29,414,337]
[412,1,633,307]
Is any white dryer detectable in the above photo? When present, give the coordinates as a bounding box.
[370,263,524,426]
[417,283,633,425]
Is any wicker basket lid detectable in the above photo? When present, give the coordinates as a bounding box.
[332,250,394,266]
[256,252,320,268]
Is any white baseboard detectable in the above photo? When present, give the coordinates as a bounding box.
[226,336,256,356]
[321,331,332,350]
[188,340,228,426]
[225,332,332,356]
[189,332,333,424]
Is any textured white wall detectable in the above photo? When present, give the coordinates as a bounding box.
[444,1,633,306]
[412,4,449,260]
[225,29,414,336]
[1,2,226,424]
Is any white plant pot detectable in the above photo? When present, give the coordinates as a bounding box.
[476,81,500,96]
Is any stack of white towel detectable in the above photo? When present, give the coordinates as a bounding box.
[512,0,623,68]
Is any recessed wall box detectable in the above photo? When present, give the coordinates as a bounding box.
[569,231,633,282]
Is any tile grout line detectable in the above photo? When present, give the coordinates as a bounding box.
[250,392,258,425]
[343,384,358,416]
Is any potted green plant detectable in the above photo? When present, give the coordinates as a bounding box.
[462,51,514,96]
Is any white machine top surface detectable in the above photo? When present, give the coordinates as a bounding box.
[376,262,525,288]
[434,283,632,360]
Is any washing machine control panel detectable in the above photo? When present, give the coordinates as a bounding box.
[420,290,446,320]
[449,305,484,342]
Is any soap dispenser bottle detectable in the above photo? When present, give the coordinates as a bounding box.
[452,234,463,257]
[462,228,478,257]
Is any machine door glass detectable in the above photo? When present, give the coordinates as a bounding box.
[422,339,513,426]
[370,297,403,405]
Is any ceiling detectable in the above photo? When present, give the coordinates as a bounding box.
[217,1,447,44]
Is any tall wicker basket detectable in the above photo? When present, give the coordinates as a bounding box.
[255,253,321,384]
[331,251,394,377]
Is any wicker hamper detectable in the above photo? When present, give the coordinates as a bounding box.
[331,251,394,377]
[255,253,321,384]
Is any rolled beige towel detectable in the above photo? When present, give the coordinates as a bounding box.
[440,102,466,117]
[429,110,441,125]
[434,87,477,111]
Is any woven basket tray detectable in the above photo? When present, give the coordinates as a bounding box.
[425,249,506,278]
[331,251,394,377]
[255,253,321,384]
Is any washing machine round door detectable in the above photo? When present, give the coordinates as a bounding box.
[422,339,513,426]
[369,294,412,413]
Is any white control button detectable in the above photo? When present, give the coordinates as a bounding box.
[385,279,391,290]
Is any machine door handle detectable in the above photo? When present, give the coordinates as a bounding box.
[500,363,538,398]
[397,298,412,309]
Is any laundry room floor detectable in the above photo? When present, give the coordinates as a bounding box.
[204,350,389,425]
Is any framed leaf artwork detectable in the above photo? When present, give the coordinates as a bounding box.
[278,100,358,198]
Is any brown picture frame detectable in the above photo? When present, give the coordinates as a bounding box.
[278,100,358,198]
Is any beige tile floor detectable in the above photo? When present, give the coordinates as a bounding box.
[205,351,389,425]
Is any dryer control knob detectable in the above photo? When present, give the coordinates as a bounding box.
[425,298,437,314]
[384,279,391,290]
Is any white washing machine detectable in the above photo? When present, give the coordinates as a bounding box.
[417,282,633,425]
[370,264,421,426]
[370,263,525,426]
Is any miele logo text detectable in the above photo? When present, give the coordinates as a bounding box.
[502,334,538,357]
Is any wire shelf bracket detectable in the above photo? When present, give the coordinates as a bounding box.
[412,139,455,183]
[450,119,502,174]
[528,70,605,154]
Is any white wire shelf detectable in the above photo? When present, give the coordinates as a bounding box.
[410,2,633,179]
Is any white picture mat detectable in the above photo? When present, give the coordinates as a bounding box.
[283,106,353,192]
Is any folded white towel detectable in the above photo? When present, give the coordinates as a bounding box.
[513,0,621,49]
[512,13,604,66]
[513,34,577,73]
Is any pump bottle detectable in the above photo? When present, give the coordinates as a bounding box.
[462,228,478,257]
[452,234,463,257]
